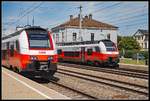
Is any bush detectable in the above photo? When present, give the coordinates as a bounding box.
[139,51,149,59]
[119,50,139,58]
[119,50,149,59]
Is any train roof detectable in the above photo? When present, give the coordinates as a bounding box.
[56,39,112,46]
[2,26,47,40]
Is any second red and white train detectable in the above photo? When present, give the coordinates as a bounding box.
[57,39,119,67]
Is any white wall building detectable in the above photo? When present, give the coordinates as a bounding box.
[133,29,149,51]
[51,14,118,45]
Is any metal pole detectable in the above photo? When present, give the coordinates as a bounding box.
[78,5,82,41]
[32,16,34,26]
[27,16,29,25]
[137,53,139,63]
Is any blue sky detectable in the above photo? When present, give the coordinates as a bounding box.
[2,1,148,36]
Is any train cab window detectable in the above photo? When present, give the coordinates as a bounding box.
[87,48,93,55]
[95,46,100,52]
[28,33,50,48]
[10,45,14,56]
[16,40,20,52]
[57,49,62,54]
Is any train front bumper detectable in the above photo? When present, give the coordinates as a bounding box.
[22,60,57,77]
[104,57,119,67]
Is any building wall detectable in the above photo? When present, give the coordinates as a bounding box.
[133,32,149,51]
[52,27,118,45]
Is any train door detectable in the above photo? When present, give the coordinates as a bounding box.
[81,47,85,63]
[6,42,9,66]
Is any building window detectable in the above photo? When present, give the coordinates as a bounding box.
[107,34,110,40]
[91,33,94,41]
[145,42,147,49]
[138,36,140,40]
[101,29,103,32]
[142,36,143,40]
[142,43,143,48]
[73,33,77,41]
[62,32,64,42]
[56,34,59,43]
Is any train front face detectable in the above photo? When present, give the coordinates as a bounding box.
[20,27,57,79]
[100,40,119,67]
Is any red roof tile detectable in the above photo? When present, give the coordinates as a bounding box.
[51,15,118,31]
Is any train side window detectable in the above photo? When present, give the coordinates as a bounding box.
[2,50,7,59]
[57,49,62,54]
[10,45,14,57]
[95,46,100,52]
[87,48,93,55]
[16,40,20,52]
[7,42,9,50]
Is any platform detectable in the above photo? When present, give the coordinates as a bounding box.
[2,67,71,100]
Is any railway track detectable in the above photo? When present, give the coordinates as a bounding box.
[58,62,148,79]
[48,79,98,99]
[3,66,148,99]
[57,68,148,96]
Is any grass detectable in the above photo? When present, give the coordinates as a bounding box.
[119,58,147,65]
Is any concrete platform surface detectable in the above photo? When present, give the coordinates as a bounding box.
[2,67,71,100]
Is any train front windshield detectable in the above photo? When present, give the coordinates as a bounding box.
[28,31,50,48]
[103,40,117,51]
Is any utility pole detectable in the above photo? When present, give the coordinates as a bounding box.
[32,16,34,26]
[78,5,83,41]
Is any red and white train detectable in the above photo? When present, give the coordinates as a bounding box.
[2,26,57,80]
[57,39,119,67]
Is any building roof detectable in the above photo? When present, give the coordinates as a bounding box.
[51,14,118,31]
[133,29,149,36]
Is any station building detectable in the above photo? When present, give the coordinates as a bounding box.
[51,14,118,45]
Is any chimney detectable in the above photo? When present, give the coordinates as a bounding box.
[89,14,92,20]
[78,14,80,18]
[70,15,73,20]
[85,15,88,19]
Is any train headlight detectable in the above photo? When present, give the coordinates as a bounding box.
[48,56,53,60]
[30,56,38,60]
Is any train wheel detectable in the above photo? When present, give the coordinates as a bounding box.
[10,65,13,70]
[94,61,100,67]
[115,64,119,68]
[14,67,18,72]
[16,68,20,73]
[87,60,93,66]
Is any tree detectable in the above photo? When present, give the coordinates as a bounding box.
[118,36,141,51]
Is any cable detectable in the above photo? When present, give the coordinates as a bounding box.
[96,4,147,20]
[92,2,122,13]
[8,2,44,26]
[113,16,148,25]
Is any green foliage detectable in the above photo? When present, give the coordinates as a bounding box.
[123,50,139,58]
[117,35,122,44]
[139,51,149,59]
[118,36,141,50]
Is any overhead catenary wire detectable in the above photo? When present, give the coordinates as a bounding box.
[3,2,44,35]
[2,2,148,36]
[95,4,147,21]
[92,2,122,13]
[8,2,44,26]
